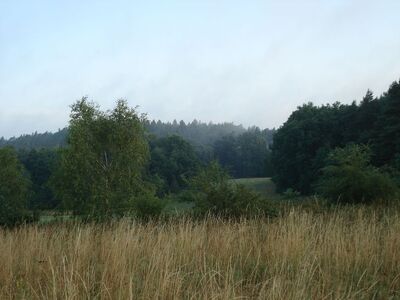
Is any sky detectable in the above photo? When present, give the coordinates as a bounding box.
[1,0,400,138]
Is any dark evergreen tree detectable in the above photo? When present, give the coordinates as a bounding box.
[373,81,400,166]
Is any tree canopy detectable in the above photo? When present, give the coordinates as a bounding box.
[271,80,400,195]
[52,98,157,219]
[0,147,31,226]
[149,135,200,194]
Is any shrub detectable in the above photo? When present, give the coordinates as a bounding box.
[316,145,398,204]
[190,162,269,218]
[132,193,165,221]
[282,188,301,199]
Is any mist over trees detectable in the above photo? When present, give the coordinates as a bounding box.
[0,119,270,152]
[0,129,69,150]
[213,128,273,178]
[145,119,249,147]
[0,115,274,181]
[0,106,273,219]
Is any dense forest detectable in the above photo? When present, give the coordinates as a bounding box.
[272,80,400,199]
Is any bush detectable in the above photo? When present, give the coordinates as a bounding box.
[190,162,269,218]
[132,193,165,221]
[282,188,301,199]
[316,145,398,204]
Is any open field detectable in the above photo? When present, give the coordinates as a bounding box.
[1,206,400,299]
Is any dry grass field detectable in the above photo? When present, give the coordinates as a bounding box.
[0,206,399,299]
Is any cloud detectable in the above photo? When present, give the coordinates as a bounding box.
[1,0,399,137]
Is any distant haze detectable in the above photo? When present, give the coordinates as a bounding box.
[1,0,400,138]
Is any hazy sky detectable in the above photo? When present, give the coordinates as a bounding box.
[1,0,400,138]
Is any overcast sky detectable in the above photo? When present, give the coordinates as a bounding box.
[1,0,400,138]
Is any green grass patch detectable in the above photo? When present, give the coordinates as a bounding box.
[231,177,280,199]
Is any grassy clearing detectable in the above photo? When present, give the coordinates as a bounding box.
[162,200,195,215]
[232,177,278,199]
[1,206,399,299]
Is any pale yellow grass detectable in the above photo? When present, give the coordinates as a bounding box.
[0,207,399,299]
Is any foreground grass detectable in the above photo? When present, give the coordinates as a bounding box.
[0,207,399,299]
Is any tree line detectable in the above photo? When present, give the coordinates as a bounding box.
[0,118,274,152]
[1,79,399,225]
[0,116,274,180]
[272,80,400,203]
[0,99,272,225]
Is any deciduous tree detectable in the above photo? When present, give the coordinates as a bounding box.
[53,98,160,219]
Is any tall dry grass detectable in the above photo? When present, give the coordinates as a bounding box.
[0,207,399,299]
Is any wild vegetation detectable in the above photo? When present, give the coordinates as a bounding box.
[0,80,400,298]
[0,205,399,299]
